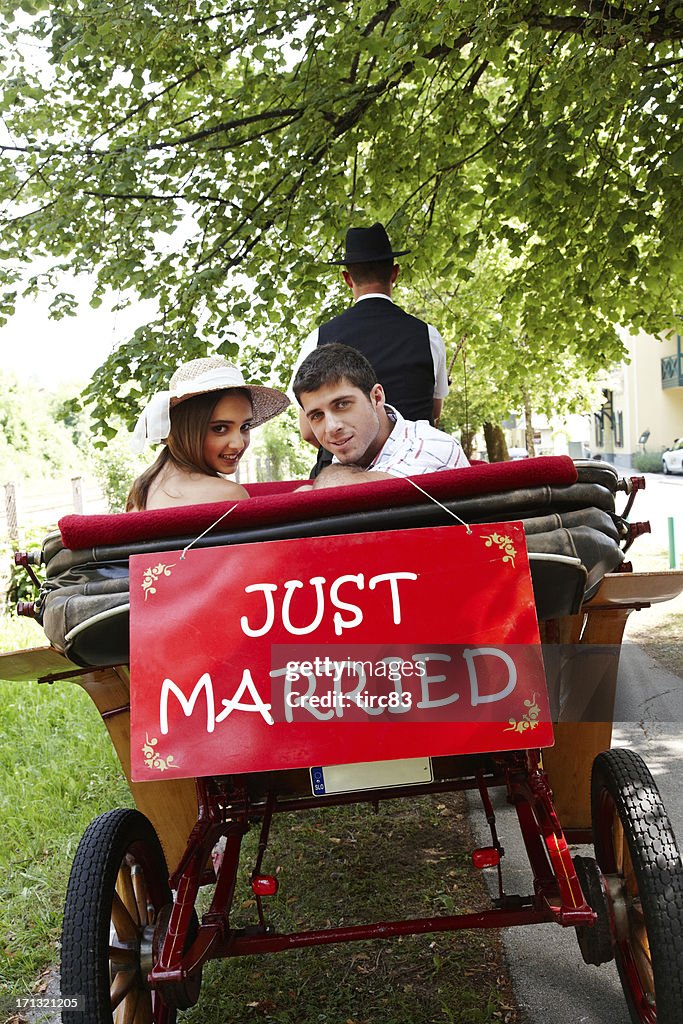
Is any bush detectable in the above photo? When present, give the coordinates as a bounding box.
[2,523,50,608]
[88,432,148,512]
[632,451,664,473]
[0,372,83,480]
[252,407,312,481]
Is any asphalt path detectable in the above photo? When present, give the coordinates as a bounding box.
[469,467,683,1024]
[622,467,683,563]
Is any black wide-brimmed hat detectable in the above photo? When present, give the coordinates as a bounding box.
[326,222,411,265]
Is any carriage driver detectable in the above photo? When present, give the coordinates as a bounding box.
[292,343,469,490]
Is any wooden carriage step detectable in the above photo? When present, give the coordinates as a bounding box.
[0,645,79,682]
[584,569,683,608]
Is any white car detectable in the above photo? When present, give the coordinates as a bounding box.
[662,439,683,474]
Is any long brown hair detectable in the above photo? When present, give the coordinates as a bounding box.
[126,388,252,511]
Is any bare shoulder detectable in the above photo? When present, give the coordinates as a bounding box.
[145,469,250,509]
[182,475,250,503]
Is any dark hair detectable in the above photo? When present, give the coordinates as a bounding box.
[292,343,377,403]
[126,387,252,511]
[344,259,394,286]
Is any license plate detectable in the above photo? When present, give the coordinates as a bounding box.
[310,757,433,796]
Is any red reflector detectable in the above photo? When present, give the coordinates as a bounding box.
[472,847,500,869]
[251,875,278,896]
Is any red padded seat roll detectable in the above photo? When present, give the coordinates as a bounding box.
[59,456,578,550]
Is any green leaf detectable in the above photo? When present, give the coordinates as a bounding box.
[670,146,683,174]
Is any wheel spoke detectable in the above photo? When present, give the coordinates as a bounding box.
[622,845,638,898]
[114,997,138,1024]
[631,925,652,965]
[630,897,646,928]
[117,858,141,926]
[629,915,655,999]
[634,951,655,1002]
[120,989,141,1024]
[112,890,139,943]
[136,991,154,1024]
[131,863,153,926]
[111,965,138,1010]
[109,942,137,967]
[613,814,626,874]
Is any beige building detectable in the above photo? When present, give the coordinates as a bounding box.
[505,412,590,459]
[590,329,683,468]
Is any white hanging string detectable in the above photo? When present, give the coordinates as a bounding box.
[179,478,470,561]
[404,478,472,533]
[180,503,239,560]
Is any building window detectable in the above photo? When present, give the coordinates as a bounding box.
[615,411,623,448]
[594,414,604,448]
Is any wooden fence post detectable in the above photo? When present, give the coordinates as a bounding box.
[71,476,84,514]
[4,482,19,543]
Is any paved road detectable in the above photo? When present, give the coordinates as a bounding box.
[619,467,683,565]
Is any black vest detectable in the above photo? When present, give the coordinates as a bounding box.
[317,298,435,422]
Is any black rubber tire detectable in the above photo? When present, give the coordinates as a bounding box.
[573,854,615,966]
[592,748,683,1024]
[662,460,670,475]
[61,808,176,1024]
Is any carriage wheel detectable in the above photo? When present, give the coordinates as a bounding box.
[573,854,615,967]
[61,808,177,1024]
[591,749,683,1024]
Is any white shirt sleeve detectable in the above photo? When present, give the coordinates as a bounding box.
[428,324,449,399]
[286,328,319,400]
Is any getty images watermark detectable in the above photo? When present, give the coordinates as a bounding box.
[270,644,548,723]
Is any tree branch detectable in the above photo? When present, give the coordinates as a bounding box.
[82,191,186,201]
[206,112,304,151]
[643,56,683,71]
[150,106,303,149]
[526,5,683,44]
[87,67,203,146]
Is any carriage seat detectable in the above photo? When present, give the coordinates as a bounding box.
[34,457,632,668]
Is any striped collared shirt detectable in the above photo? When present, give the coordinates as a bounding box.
[365,405,469,477]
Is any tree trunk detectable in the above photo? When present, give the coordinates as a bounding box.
[460,428,476,460]
[522,390,536,457]
[483,422,509,463]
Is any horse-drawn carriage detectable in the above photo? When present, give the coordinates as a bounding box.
[5,455,683,1023]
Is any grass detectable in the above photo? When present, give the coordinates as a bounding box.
[2,787,519,1024]
[0,612,519,1023]
[626,608,683,678]
[0,614,131,998]
[181,797,518,1024]
[0,616,46,653]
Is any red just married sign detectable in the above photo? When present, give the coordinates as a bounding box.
[129,523,553,781]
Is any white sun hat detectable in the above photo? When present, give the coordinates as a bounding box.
[131,357,290,453]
